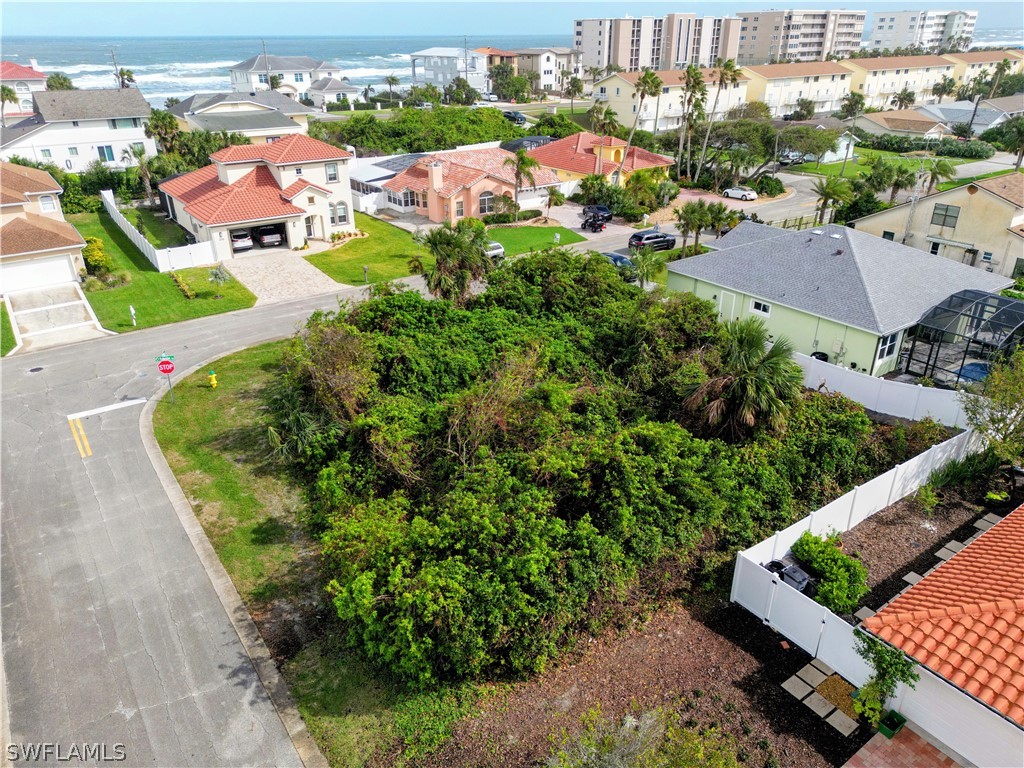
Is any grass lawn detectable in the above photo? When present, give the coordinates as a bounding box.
[488,225,585,255]
[153,342,483,766]
[791,147,966,179]
[937,167,1023,192]
[69,211,256,332]
[1,302,15,355]
[120,206,188,248]
[306,212,432,285]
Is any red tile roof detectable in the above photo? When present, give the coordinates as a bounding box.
[210,134,351,166]
[743,61,852,79]
[0,61,46,81]
[383,147,560,199]
[527,131,672,177]
[863,503,1024,727]
[159,164,305,226]
[280,178,331,199]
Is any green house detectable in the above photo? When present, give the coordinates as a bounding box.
[666,222,1013,377]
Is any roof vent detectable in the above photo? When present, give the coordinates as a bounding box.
[811,229,824,235]
[835,249,844,255]
[829,233,842,239]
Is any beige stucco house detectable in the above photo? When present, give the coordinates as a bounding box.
[838,55,956,109]
[851,173,1024,280]
[159,134,355,261]
[741,62,853,118]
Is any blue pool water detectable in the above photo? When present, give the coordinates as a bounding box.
[957,362,991,382]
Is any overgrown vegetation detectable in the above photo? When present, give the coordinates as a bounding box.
[853,632,919,728]
[791,531,869,614]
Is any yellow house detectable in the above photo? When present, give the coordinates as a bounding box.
[527,131,673,187]
[741,61,853,118]
[850,173,1024,279]
[941,50,1024,88]
[167,91,314,144]
[838,55,956,109]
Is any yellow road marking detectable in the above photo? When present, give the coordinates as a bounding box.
[76,418,92,457]
[68,418,92,459]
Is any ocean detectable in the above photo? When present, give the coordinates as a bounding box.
[0,35,571,107]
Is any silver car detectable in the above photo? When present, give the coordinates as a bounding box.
[230,229,253,252]
[485,241,505,262]
[723,186,758,201]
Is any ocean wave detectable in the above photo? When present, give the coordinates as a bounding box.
[72,73,231,90]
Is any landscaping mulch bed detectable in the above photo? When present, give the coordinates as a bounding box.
[817,675,858,720]
[423,600,871,768]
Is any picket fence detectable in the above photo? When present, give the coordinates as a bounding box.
[100,190,215,272]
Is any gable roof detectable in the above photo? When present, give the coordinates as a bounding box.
[33,89,151,122]
[210,134,351,166]
[169,90,315,117]
[743,61,851,79]
[842,55,951,71]
[863,504,1024,727]
[158,164,306,226]
[230,54,340,73]
[383,147,560,198]
[308,77,359,94]
[861,109,948,133]
[1,214,84,256]
[613,68,750,86]
[0,160,62,205]
[666,222,1012,335]
[982,94,1024,115]
[975,174,1024,208]
[527,131,673,177]
[0,61,47,81]
[185,111,302,133]
[0,114,46,148]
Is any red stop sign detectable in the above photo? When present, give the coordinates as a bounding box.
[157,360,175,375]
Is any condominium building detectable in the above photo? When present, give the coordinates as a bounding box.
[511,48,582,92]
[573,15,740,75]
[865,10,977,52]
[734,9,867,65]
[839,55,956,108]
[742,61,852,117]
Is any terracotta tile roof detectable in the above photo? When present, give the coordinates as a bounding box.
[158,164,305,226]
[862,110,947,133]
[1,213,84,256]
[974,173,1024,209]
[615,67,750,85]
[843,55,952,70]
[863,503,1024,727]
[944,50,1022,64]
[475,47,516,57]
[280,178,331,199]
[0,61,46,80]
[743,61,851,79]
[0,161,62,205]
[383,147,560,199]
[527,131,673,177]
[210,134,351,166]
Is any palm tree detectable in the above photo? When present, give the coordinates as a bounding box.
[1000,115,1024,170]
[45,73,76,91]
[587,102,620,177]
[0,85,17,127]
[564,76,584,114]
[631,245,668,289]
[888,165,917,204]
[145,108,180,154]
[503,149,540,221]
[117,68,136,89]
[383,74,400,106]
[925,159,956,194]
[864,158,897,194]
[121,145,155,204]
[890,88,916,109]
[604,63,625,77]
[361,84,375,104]
[989,58,1013,98]
[585,65,605,86]
[673,199,711,254]
[525,70,541,97]
[676,65,708,179]
[410,220,490,306]
[614,68,663,184]
[683,317,803,439]
[812,176,852,224]
[705,201,733,240]
[695,58,740,181]
[543,186,565,218]
[932,75,956,103]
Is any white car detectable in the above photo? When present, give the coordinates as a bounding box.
[230,229,253,252]
[485,241,505,262]
[723,186,758,201]
[483,93,499,102]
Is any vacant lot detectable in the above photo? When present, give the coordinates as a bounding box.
[487,224,585,255]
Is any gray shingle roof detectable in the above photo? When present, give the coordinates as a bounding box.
[0,114,46,148]
[185,111,302,133]
[666,222,1013,335]
[33,88,151,122]
[230,54,340,73]
[308,77,359,94]
[169,91,315,117]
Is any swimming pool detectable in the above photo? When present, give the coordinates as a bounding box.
[957,362,991,382]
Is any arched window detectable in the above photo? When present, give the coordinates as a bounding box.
[479,191,495,214]
[329,202,349,226]
[14,81,28,93]
[19,99,32,112]
[39,195,56,212]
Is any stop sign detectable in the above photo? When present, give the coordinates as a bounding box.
[157,360,175,375]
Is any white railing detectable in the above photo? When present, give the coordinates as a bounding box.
[100,190,216,273]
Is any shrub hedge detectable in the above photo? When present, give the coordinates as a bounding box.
[791,531,868,614]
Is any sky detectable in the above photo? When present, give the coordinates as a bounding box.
[1,0,1022,38]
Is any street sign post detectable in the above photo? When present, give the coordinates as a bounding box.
[156,354,176,402]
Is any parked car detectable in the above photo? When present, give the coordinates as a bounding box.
[503,110,527,125]
[485,241,505,262]
[230,229,253,252]
[483,92,499,102]
[628,230,677,252]
[582,204,613,223]
[601,252,638,283]
[255,226,283,248]
[723,186,758,201]
[412,102,433,110]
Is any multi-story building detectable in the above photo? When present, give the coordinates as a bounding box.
[0,60,47,121]
[573,15,741,76]
[475,47,518,77]
[0,89,156,173]
[228,55,344,101]
[734,9,866,65]
[865,10,977,52]
[839,55,957,108]
[511,48,582,92]
[742,61,853,117]
[941,49,1024,88]
[409,48,489,93]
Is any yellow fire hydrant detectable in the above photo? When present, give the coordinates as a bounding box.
[208,370,218,389]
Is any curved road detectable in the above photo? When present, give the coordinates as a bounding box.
[1,282,399,766]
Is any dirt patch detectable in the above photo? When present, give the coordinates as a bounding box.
[817,675,858,720]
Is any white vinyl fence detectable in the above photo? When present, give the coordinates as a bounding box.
[100,190,215,272]
[793,353,968,428]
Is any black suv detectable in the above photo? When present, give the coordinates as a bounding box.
[582,204,613,223]
[628,230,676,252]
[503,110,527,125]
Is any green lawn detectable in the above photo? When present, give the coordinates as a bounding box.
[937,167,1023,192]
[306,212,432,285]
[488,225,586,255]
[1,302,15,355]
[791,147,966,178]
[153,342,482,766]
[120,207,188,248]
[69,211,256,332]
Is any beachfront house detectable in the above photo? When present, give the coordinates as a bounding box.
[228,55,343,100]
[0,60,47,121]
[510,48,582,93]
[409,48,489,93]
[0,89,155,173]
[307,77,362,109]
[168,91,315,143]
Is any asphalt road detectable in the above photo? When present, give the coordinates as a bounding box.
[0,282,408,766]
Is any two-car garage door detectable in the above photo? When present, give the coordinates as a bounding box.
[0,255,77,293]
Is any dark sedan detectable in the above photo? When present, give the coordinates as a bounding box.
[628,230,676,252]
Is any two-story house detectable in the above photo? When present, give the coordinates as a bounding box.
[838,55,957,109]
[0,60,47,121]
[409,48,490,93]
[527,131,673,188]
[850,174,1024,279]
[511,48,582,93]
[0,160,86,292]
[0,89,155,172]
[167,91,316,143]
[741,62,852,118]
[158,134,356,261]
[228,55,343,100]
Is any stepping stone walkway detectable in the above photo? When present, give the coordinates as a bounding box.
[780,658,860,737]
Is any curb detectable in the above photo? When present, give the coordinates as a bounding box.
[139,347,329,768]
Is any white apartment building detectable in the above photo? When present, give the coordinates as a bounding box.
[0,89,156,173]
[228,55,343,100]
[573,15,741,75]
[865,10,977,52]
[511,48,582,92]
[742,61,853,117]
[734,9,867,65]
[409,48,489,93]
[839,56,957,108]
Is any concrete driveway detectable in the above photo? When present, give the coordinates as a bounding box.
[226,247,349,305]
[4,283,110,354]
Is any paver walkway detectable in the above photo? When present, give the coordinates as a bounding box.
[844,726,963,767]
[780,658,860,737]
[227,249,349,305]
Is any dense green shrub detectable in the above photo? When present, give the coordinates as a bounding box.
[169,271,196,299]
[751,175,785,197]
[863,133,994,159]
[82,236,112,275]
[934,138,994,159]
[791,531,868,614]
[482,212,514,224]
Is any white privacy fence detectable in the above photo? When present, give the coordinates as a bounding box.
[793,353,968,428]
[100,191,215,272]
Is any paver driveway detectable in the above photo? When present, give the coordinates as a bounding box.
[226,249,348,305]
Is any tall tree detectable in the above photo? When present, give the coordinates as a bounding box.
[121,144,155,204]
[695,58,740,181]
[614,68,663,184]
[989,59,1013,99]
[585,65,605,85]
[604,63,624,77]
[117,68,136,89]
[0,85,17,127]
[673,199,711,253]
[164,96,181,109]
[502,149,540,221]
[564,76,584,114]
[925,159,956,194]
[45,73,76,90]
[587,102,620,176]
[838,91,865,119]
[383,74,400,106]
[887,165,917,204]
[362,84,375,104]
[675,65,708,179]
[144,109,180,154]
[704,201,733,240]
[410,220,490,306]
[890,88,916,109]
[812,176,852,224]
[931,75,956,103]
[525,70,541,97]
[999,115,1024,170]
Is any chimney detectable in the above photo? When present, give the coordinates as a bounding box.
[427,160,443,191]
[30,58,39,71]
